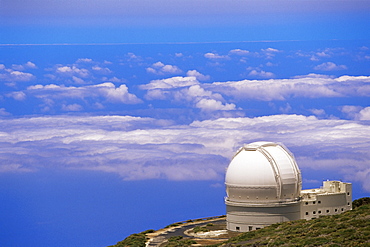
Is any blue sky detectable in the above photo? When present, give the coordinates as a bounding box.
[1,0,370,246]
[1,0,370,43]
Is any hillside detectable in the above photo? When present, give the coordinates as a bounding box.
[218,203,370,246]
[109,198,370,247]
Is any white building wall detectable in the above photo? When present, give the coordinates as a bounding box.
[226,181,352,232]
[300,181,352,220]
[226,202,301,232]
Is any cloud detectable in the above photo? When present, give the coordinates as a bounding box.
[279,103,292,113]
[6,91,26,101]
[0,114,369,191]
[229,49,250,56]
[265,62,277,67]
[138,74,370,113]
[24,82,142,104]
[309,108,326,116]
[140,76,236,112]
[92,65,112,75]
[11,61,37,71]
[61,103,83,112]
[45,60,115,84]
[314,62,347,71]
[207,74,370,101]
[0,164,33,173]
[341,106,370,120]
[56,65,90,78]
[316,52,330,58]
[177,84,236,112]
[146,62,182,75]
[358,107,370,120]
[195,98,236,111]
[140,76,199,90]
[204,52,229,60]
[341,105,363,119]
[93,83,142,103]
[262,48,280,53]
[0,108,11,116]
[248,69,275,78]
[186,70,210,81]
[72,76,85,84]
[76,58,93,63]
[0,67,35,82]
[261,48,281,59]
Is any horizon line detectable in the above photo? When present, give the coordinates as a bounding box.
[0,39,353,46]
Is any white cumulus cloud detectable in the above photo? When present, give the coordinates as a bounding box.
[24,82,142,105]
[207,74,370,101]
[140,76,237,112]
[229,49,250,56]
[204,52,230,60]
[195,98,236,111]
[0,68,35,82]
[140,76,199,90]
[358,107,370,120]
[6,91,26,101]
[314,62,347,71]
[146,62,182,75]
[248,69,275,78]
[186,70,210,81]
[61,103,83,111]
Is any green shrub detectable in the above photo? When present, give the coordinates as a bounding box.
[353,197,370,208]
[164,236,196,246]
[165,222,182,228]
[193,226,209,233]
[109,232,148,247]
[168,236,183,242]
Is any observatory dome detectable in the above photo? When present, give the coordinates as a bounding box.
[225,142,301,204]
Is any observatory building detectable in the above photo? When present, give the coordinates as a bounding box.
[225,142,352,232]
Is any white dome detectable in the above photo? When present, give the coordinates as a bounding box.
[225,142,301,203]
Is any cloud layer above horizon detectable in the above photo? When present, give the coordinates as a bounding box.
[1,114,369,192]
[1,41,370,194]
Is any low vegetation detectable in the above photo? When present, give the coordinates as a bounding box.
[108,198,370,247]
[215,198,370,246]
[162,236,197,246]
[353,197,370,209]
[164,222,183,228]
[193,226,210,233]
[107,229,154,247]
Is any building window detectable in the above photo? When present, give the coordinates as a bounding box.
[305,202,308,205]
[318,201,321,204]
[236,226,240,231]
[248,226,252,231]
[341,208,344,211]
[318,210,321,214]
[347,192,350,196]
[335,209,338,212]
[348,202,350,206]
[326,210,330,213]
[256,227,261,230]
[305,212,308,215]
[313,201,316,204]
[313,211,316,214]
